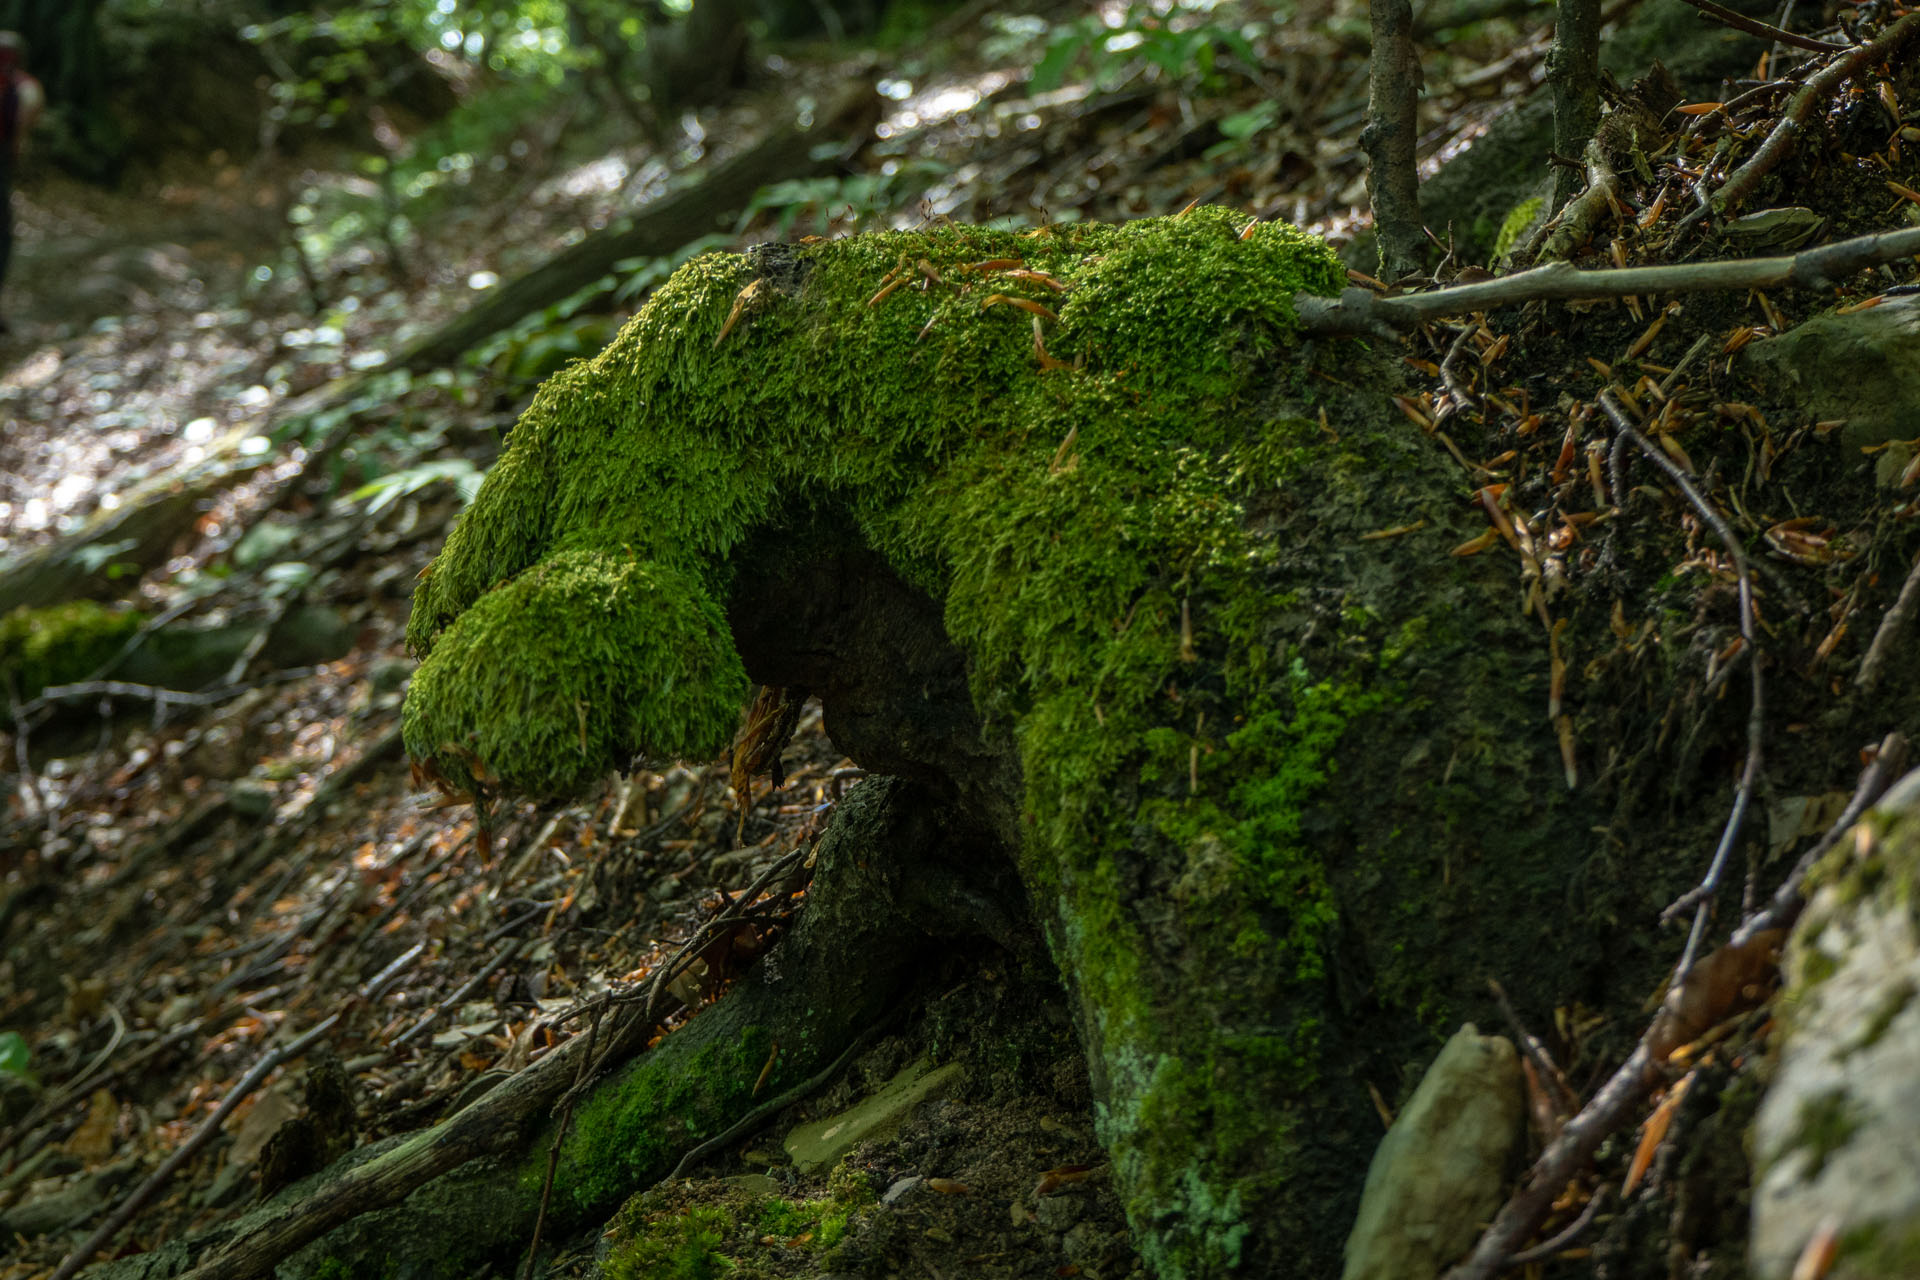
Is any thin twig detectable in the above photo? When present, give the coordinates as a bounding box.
[1854,549,1920,693]
[22,669,316,718]
[1508,1185,1613,1264]
[1488,979,1578,1115]
[1672,0,1843,53]
[50,1014,341,1280]
[1598,393,1764,981]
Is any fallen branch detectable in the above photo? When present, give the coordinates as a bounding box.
[1689,12,1920,227]
[393,86,878,373]
[1295,223,1920,335]
[50,1014,342,1280]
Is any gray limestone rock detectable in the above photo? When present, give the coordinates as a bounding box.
[1750,767,1920,1280]
[1742,297,1920,450]
[1341,1023,1524,1280]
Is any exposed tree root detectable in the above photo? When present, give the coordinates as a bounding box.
[89,776,1019,1280]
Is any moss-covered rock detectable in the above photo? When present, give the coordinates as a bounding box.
[0,601,143,700]
[405,209,1627,1277]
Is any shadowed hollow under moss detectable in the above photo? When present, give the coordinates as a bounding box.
[405,209,1610,1278]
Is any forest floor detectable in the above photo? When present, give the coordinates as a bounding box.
[3,2,1920,1278]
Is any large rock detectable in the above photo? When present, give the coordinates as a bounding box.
[1750,767,1920,1279]
[1742,297,1920,450]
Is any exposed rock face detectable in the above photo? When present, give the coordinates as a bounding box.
[1751,768,1920,1280]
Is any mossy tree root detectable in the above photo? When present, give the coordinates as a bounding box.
[94,777,1013,1280]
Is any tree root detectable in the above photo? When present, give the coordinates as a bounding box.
[90,776,1017,1280]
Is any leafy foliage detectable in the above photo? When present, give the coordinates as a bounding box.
[994,0,1276,96]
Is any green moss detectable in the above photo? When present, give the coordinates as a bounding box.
[753,1183,862,1248]
[556,1024,774,1211]
[405,208,1343,798]
[0,602,143,700]
[407,208,1519,1276]
[605,1203,737,1280]
[1492,196,1544,259]
[603,1165,877,1280]
[1848,977,1916,1055]
[403,550,747,801]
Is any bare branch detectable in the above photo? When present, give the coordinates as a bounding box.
[1672,0,1845,53]
[1693,13,1920,226]
[1294,224,1920,334]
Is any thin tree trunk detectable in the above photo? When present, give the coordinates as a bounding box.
[1363,0,1426,279]
[1548,0,1603,209]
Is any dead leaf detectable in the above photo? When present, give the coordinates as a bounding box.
[1648,930,1786,1062]
[1624,1069,1694,1194]
[66,1089,119,1162]
[227,1086,300,1169]
[1034,1164,1097,1196]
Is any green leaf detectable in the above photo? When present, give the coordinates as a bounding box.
[0,1031,29,1076]
[1218,102,1278,141]
[1030,31,1088,93]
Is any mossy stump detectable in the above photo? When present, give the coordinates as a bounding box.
[405,210,1629,1277]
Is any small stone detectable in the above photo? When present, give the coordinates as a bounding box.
[721,1174,781,1196]
[924,1226,954,1244]
[1035,1192,1084,1232]
[228,780,274,819]
[782,1058,964,1175]
[882,1175,924,1204]
[1062,1221,1106,1268]
[1341,1024,1525,1280]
